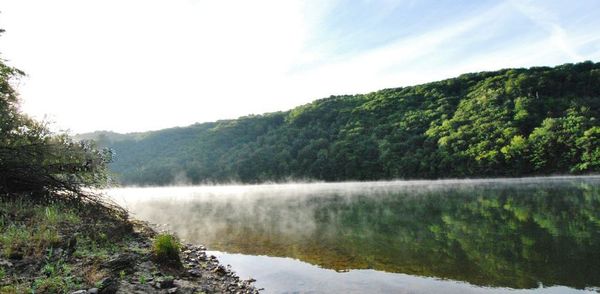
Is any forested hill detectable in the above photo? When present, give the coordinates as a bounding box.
[80,62,600,185]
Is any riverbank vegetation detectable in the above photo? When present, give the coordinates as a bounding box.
[0,52,132,292]
[0,30,258,293]
[81,61,600,185]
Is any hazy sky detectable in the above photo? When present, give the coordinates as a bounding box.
[1,0,599,134]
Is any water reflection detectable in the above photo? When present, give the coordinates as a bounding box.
[108,176,600,290]
[210,251,597,294]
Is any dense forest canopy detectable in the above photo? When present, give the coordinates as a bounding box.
[79,61,600,185]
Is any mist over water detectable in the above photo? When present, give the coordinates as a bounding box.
[106,176,600,293]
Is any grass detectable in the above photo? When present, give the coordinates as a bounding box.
[73,236,119,260]
[0,199,80,259]
[152,234,181,266]
[0,221,62,259]
[0,197,137,293]
[33,258,82,293]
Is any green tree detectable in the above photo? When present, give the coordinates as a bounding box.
[0,39,111,199]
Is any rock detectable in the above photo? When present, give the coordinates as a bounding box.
[167,287,178,294]
[0,259,13,267]
[188,269,202,277]
[54,248,64,257]
[97,277,112,288]
[87,288,99,294]
[138,261,154,271]
[212,265,227,275]
[71,290,87,294]
[103,253,137,273]
[157,277,175,289]
[98,277,118,294]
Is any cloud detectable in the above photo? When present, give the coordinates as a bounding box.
[509,0,583,60]
[286,0,600,96]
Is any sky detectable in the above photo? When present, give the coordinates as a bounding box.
[1,0,599,134]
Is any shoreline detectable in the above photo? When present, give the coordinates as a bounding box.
[92,220,261,294]
[0,197,260,294]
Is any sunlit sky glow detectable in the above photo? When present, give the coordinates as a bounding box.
[1,0,599,134]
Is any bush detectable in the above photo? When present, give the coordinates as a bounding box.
[152,234,181,266]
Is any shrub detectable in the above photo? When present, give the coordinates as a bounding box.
[152,234,181,266]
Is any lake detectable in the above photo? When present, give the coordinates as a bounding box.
[106,176,600,293]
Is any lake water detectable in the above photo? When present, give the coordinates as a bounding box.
[106,176,600,293]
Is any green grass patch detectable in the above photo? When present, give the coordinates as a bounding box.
[32,275,81,294]
[73,236,119,260]
[152,234,181,266]
[0,199,68,259]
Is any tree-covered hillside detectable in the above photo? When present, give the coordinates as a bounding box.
[82,62,600,185]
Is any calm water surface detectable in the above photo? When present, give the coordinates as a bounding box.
[106,176,600,293]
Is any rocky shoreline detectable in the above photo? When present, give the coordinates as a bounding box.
[0,198,260,294]
[69,225,260,294]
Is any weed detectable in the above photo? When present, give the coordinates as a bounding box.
[43,204,81,226]
[0,285,25,294]
[119,270,126,280]
[0,200,77,259]
[152,234,181,266]
[0,225,29,258]
[33,276,68,293]
[34,258,81,292]
[74,236,118,260]
[42,263,56,276]
[45,207,60,224]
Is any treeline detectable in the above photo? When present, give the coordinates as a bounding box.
[81,61,600,185]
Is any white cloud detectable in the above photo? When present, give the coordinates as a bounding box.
[509,0,583,60]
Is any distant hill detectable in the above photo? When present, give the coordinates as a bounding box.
[79,62,600,185]
[75,130,141,144]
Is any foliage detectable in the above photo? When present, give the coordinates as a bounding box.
[33,257,81,293]
[83,62,600,185]
[152,234,181,266]
[0,48,112,200]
